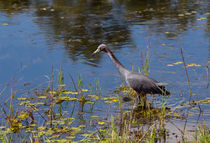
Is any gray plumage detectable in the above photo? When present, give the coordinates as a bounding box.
[93,44,170,97]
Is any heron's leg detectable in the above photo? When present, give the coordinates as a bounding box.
[139,93,149,109]
[137,93,145,107]
[137,93,150,109]
[137,95,141,103]
[142,94,147,109]
[137,93,144,104]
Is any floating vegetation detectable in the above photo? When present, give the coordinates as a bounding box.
[91,115,99,118]
[178,13,184,17]
[167,62,201,67]
[187,63,201,67]
[0,72,104,142]
[98,121,106,125]
[88,94,99,100]
[192,97,210,104]
[102,96,119,103]
[0,68,209,142]
[167,61,183,66]
[197,17,207,21]
[2,22,9,26]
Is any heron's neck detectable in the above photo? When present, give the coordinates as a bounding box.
[106,48,128,77]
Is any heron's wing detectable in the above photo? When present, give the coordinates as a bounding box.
[126,73,166,94]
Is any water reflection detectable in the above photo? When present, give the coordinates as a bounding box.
[33,0,210,63]
[32,0,130,65]
[0,0,30,14]
[0,0,209,64]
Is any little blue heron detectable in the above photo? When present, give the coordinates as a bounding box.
[93,44,170,106]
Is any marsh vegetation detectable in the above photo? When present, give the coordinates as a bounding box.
[0,0,209,142]
[0,46,209,142]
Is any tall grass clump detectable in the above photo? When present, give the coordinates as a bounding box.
[0,70,103,142]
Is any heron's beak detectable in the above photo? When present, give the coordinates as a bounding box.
[92,49,100,55]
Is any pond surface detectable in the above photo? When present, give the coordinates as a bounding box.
[0,0,209,142]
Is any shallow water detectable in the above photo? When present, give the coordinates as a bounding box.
[0,0,209,142]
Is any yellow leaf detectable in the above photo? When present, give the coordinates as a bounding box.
[70,91,78,95]
[200,17,207,20]
[87,101,94,104]
[71,127,81,131]
[59,84,66,87]
[49,90,57,94]
[62,91,79,95]
[178,14,184,17]
[91,115,99,118]
[66,136,75,139]
[82,89,88,92]
[62,91,71,94]
[17,97,27,100]
[102,97,108,100]
[80,133,91,137]
[38,96,48,99]
[112,99,119,102]
[18,113,29,120]
[185,12,191,15]
[88,94,99,100]
[34,102,45,105]
[187,63,201,67]
[38,126,46,131]
[173,61,183,65]
[2,23,8,26]
[98,121,105,125]
[30,124,37,127]
[167,61,183,67]
[79,125,86,128]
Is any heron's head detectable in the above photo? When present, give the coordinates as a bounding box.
[93,44,108,54]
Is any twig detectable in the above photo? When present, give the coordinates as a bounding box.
[68,73,78,117]
[140,51,144,72]
[169,120,184,135]
[180,48,192,101]
[49,66,54,128]
[29,105,47,122]
[180,48,193,138]
[138,123,156,142]
[95,125,105,139]
[205,66,209,88]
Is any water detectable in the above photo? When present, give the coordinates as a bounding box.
[0,0,209,142]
